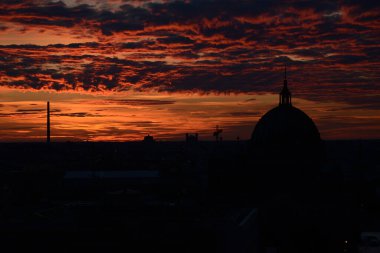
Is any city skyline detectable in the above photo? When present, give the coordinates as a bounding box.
[0,0,379,141]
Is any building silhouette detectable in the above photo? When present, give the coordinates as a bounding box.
[251,67,322,161]
[186,133,198,143]
[208,68,360,253]
[210,68,324,194]
[143,134,155,143]
[249,68,357,253]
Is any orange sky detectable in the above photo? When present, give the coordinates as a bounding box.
[0,87,379,141]
[0,1,379,141]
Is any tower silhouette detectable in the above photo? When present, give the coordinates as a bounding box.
[47,101,50,144]
[279,65,292,106]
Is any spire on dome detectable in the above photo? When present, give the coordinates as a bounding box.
[279,64,292,106]
[284,64,287,80]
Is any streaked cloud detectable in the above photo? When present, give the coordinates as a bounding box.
[0,0,379,140]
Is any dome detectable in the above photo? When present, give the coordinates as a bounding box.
[251,66,321,151]
[251,105,320,147]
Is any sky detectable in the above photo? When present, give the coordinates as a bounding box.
[0,0,379,141]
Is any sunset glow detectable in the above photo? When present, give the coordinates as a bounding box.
[0,0,379,141]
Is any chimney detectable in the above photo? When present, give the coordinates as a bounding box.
[47,101,50,144]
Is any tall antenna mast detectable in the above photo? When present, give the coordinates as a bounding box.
[47,101,50,144]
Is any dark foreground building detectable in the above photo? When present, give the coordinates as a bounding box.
[249,72,358,253]
[210,71,361,253]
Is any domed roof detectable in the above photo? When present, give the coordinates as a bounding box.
[251,105,320,147]
[251,67,321,149]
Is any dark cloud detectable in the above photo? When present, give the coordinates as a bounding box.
[157,34,194,44]
[226,111,262,117]
[16,108,45,113]
[53,112,102,117]
[0,0,378,110]
[107,99,176,106]
[326,54,369,64]
[1,2,96,27]
[121,40,155,49]
[0,108,62,117]
[100,19,144,35]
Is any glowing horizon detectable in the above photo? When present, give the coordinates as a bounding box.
[1,87,379,142]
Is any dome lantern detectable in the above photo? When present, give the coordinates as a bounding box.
[279,65,292,106]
